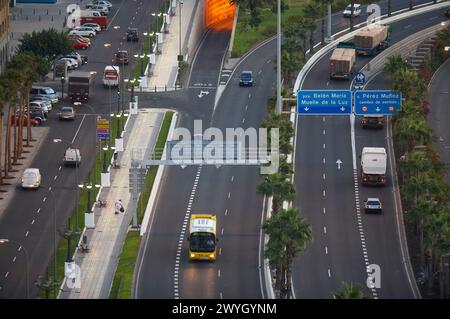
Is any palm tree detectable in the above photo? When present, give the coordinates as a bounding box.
[392,69,427,103]
[302,2,321,54]
[397,150,432,184]
[333,282,371,299]
[263,207,312,298]
[257,173,296,213]
[393,113,433,153]
[384,54,411,81]
[261,111,294,155]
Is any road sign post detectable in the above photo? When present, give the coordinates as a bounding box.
[354,90,402,115]
[297,90,352,115]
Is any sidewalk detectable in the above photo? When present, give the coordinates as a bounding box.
[143,0,203,91]
[58,109,165,299]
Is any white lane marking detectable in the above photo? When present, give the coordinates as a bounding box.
[224,209,228,216]
[37,208,41,213]
[323,143,326,149]
[220,292,223,299]
[323,173,326,180]
[323,190,326,197]
[59,166,62,171]
[245,105,248,111]
[242,117,245,124]
[218,269,221,277]
[18,246,22,252]
[72,114,86,144]
[221,228,224,235]
[323,226,327,234]
[31,220,35,225]
[219,248,222,255]
[12,256,16,263]
[328,269,331,278]
[323,158,326,164]
[25,231,29,237]
[323,207,326,214]
[43,197,46,202]
[325,246,328,255]
[323,129,326,135]
[228,192,231,199]
[54,175,58,180]
[248,93,251,99]
[231,176,234,182]
[5,272,9,278]
[323,117,326,122]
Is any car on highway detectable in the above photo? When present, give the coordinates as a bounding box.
[361,115,384,128]
[126,28,139,42]
[363,198,383,214]
[21,168,42,189]
[87,0,112,8]
[239,70,253,86]
[59,106,75,121]
[343,3,361,17]
[30,86,59,104]
[63,147,81,166]
[69,27,96,38]
[445,7,450,17]
[57,57,79,70]
[81,22,102,32]
[115,50,129,65]
[70,38,90,50]
[30,96,52,110]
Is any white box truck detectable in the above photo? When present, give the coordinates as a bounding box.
[361,147,387,186]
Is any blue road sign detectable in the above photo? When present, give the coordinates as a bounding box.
[96,133,111,139]
[354,90,402,115]
[355,72,365,84]
[297,90,352,115]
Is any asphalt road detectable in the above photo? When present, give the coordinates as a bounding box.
[0,0,168,298]
[292,7,448,299]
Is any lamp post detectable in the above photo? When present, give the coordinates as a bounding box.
[276,0,282,114]
[179,1,183,59]
[152,12,162,33]
[102,145,115,173]
[61,76,65,99]
[78,173,101,229]
[0,239,30,299]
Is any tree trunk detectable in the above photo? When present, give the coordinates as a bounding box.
[0,109,3,185]
[4,105,12,176]
[285,255,293,299]
[18,94,24,157]
[350,0,355,30]
[273,196,281,215]
[26,91,32,146]
[275,265,283,298]
[409,0,413,11]
[426,249,434,295]
[12,102,18,165]
[387,0,392,17]
[419,218,425,278]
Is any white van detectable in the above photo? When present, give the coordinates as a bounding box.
[63,147,81,166]
[102,65,120,87]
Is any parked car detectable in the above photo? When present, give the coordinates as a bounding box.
[58,57,79,70]
[69,28,96,38]
[126,28,139,42]
[29,96,52,110]
[343,3,362,17]
[29,101,50,113]
[21,168,42,189]
[363,198,383,214]
[87,5,109,16]
[10,114,39,127]
[81,22,101,32]
[63,147,81,166]
[64,52,83,65]
[30,86,59,103]
[239,70,253,86]
[59,106,75,120]
[87,0,112,8]
[115,50,129,65]
[70,39,90,50]
[68,34,91,44]
[28,108,47,125]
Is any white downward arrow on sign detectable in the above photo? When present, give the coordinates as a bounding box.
[304,107,309,111]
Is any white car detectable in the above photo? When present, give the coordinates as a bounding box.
[343,3,362,17]
[69,27,96,38]
[58,57,79,69]
[21,168,42,189]
[87,5,109,15]
[81,23,101,32]
[29,101,51,112]
[88,0,112,8]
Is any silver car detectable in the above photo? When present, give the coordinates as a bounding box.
[21,168,42,189]
[29,100,51,112]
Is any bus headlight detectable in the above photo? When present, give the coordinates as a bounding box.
[190,253,195,258]
[209,254,214,258]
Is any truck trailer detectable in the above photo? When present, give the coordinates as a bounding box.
[361,147,387,186]
[352,24,391,56]
[330,47,356,80]
[68,71,92,101]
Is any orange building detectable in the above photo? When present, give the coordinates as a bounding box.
[0,0,10,75]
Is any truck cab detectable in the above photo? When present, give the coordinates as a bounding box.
[361,115,384,128]
[188,214,217,261]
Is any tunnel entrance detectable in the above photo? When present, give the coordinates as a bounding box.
[205,0,236,30]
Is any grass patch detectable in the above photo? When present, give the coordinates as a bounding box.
[109,111,174,299]
[232,1,309,57]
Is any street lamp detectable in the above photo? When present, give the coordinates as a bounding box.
[179,1,183,60]
[102,145,116,173]
[152,12,162,33]
[61,76,65,99]
[124,78,136,103]
[0,239,30,299]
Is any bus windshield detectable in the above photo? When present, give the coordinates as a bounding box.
[189,232,215,252]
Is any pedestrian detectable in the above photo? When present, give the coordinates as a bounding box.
[115,199,125,215]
